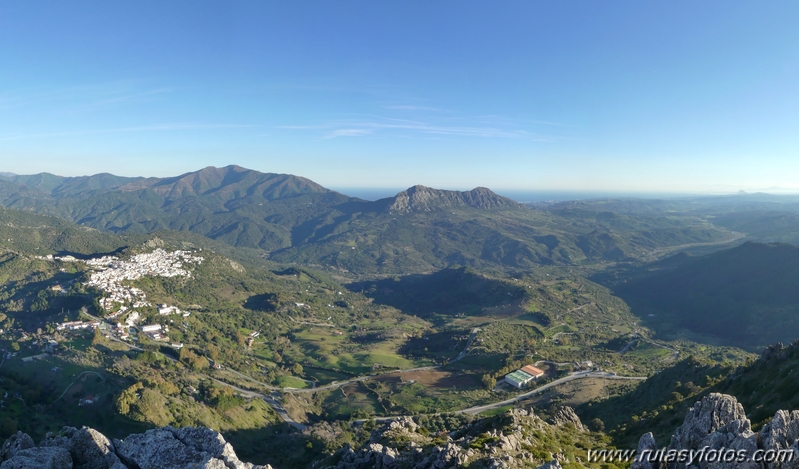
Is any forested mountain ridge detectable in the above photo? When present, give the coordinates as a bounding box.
[0,166,351,252]
[0,166,735,274]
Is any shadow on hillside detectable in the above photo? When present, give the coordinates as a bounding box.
[243,293,279,312]
[54,246,127,260]
[346,267,525,318]
[224,423,320,469]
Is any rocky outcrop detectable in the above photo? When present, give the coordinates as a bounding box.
[41,427,125,469]
[634,393,799,469]
[550,406,586,432]
[0,426,271,469]
[332,408,576,469]
[534,461,563,469]
[668,393,752,452]
[387,186,521,213]
[0,433,35,461]
[0,446,72,469]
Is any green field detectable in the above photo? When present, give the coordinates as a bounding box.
[275,375,310,389]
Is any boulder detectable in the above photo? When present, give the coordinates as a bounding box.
[0,446,72,469]
[0,433,35,461]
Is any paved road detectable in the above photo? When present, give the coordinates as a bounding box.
[451,328,480,363]
[356,372,647,424]
[618,335,679,359]
[456,371,646,415]
[204,376,307,430]
[97,316,635,430]
[619,339,637,354]
[290,365,439,394]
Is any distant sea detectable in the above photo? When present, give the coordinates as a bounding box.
[332,187,705,203]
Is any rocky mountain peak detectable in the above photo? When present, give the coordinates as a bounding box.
[387,185,521,213]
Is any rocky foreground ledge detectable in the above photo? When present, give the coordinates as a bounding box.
[633,393,799,469]
[0,425,272,469]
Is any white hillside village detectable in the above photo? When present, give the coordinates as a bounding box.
[44,249,203,339]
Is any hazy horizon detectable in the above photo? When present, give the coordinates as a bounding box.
[3,165,799,201]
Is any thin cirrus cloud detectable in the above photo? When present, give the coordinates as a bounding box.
[72,88,175,113]
[0,123,259,142]
[281,117,552,140]
[384,105,443,111]
[325,129,374,138]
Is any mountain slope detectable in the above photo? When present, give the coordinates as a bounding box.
[0,167,736,274]
[0,166,351,252]
[613,242,799,350]
[272,194,732,274]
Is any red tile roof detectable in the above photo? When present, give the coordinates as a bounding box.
[521,365,544,377]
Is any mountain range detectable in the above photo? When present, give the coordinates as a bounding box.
[0,165,734,274]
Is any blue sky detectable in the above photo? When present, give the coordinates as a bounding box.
[1,1,798,193]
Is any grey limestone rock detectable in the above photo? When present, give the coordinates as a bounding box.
[114,426,268,469]
[388,186,520,213]
[550,406,586,432]
[0,433,35,461]
[0,446,73,469]
[387,416,418,433]
[0,426,269,469]
[631,432,659,469]
[669,393,749,452]
[41,427,125,469]
[534,461,563,469]
[637,394,799,469]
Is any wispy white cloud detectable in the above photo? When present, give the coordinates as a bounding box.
[0,82,177,116]
[76,88,174,112]
[0,123,258,142]
[283,119,543,139]
[280,112,565,141]
[325,129,374,138]
[385,105,443,111]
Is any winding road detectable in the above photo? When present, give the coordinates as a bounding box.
[457,371,646,415]
[91,319,645,431]
[355,371,647,424]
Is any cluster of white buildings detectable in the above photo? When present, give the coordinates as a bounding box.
[81,249,202,317]
[158,304,189,317]
[57,321,101,331]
